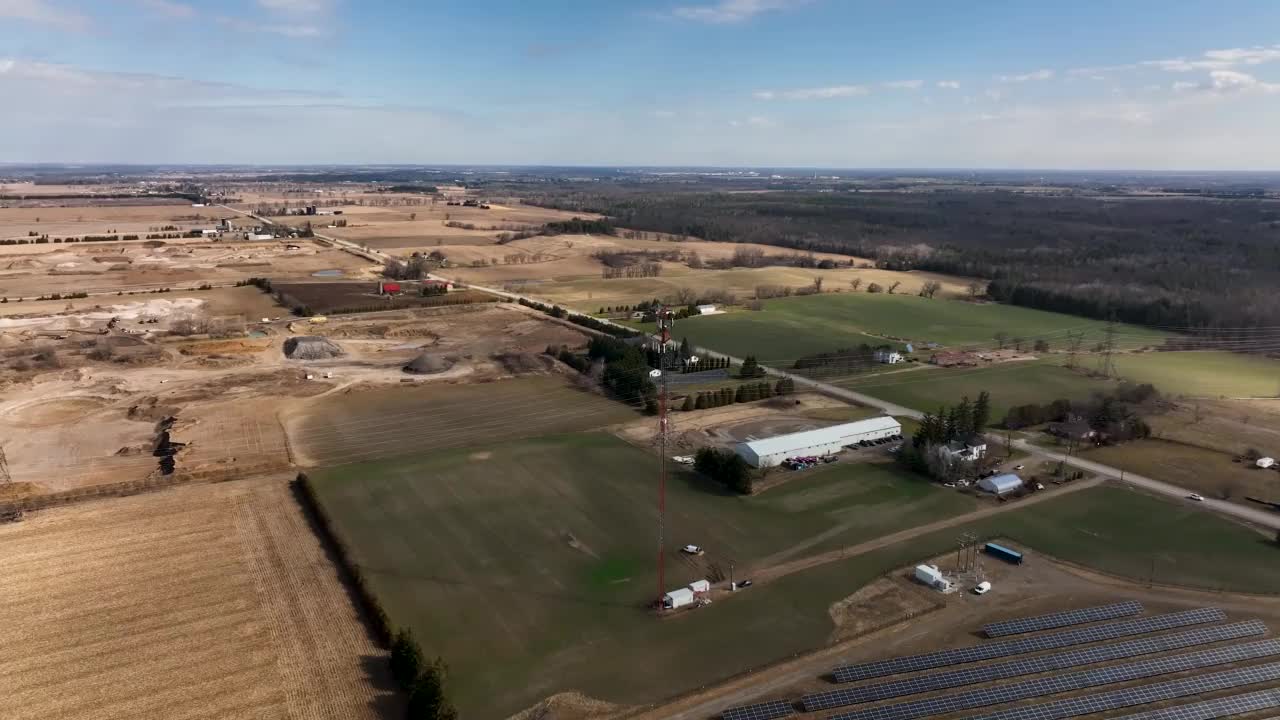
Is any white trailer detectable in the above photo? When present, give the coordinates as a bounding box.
[1258,457,1275,469]
[663,587,695,610]
[914,564,952,591]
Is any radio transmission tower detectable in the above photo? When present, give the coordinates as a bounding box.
[1065,330,1084,369]
[655,308,674,606]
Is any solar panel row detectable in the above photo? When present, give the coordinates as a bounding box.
[817,620,1265,713]
[1112,687,1280,720]
[968,659,1280,720]
[829,639,1280,720]
[832,607,1226,683]
[803,620,1266,712]
[720,699,795,720]
[983,601,1144,637]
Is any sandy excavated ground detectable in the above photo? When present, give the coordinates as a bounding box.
[0,201,239,241]
[0,238,377,297]
[0,302,592,496]
[0,474,400,720]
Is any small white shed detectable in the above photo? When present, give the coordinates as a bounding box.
[914,564,951,591]
[689,579,711,594]
[1258,457,1276,469]
[663,588,695,610]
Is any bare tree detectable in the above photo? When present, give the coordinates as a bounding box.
[849,277,863,291]
[994,331,1009,349]
[812,276,824,293]
[967,281,983,299]
[888,280,902,294]
[918,280,942,299]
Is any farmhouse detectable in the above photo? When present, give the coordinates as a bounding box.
[696,304,719,315]
[1048,419,1096,442]
[734,416,902,468]
[874,348,903,364]
[941,438,987,462]
[978,473,1024,495]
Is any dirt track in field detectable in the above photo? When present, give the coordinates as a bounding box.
[0,475,399,720]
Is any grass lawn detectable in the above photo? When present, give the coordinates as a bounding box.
[664,293,1169,363]
[983,484,1280,592]
[1114,351,1280,398]
[1080,439,1280,505]
[838,361,1113,421]
[308,433,975,717]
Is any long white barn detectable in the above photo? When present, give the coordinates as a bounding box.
[734,416,902,468]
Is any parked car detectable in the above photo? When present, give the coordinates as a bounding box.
[736,579,753,588]
[682,544,704,555]
[974,581,992,595]
[1014,464,1025,470]
[1188,493,1205,502]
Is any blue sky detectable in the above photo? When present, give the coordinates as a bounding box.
[2,0,1279,168]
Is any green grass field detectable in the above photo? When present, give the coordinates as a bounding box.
[312,428,1280,715]
[665,294,1169,363]
[309,433,976,717]
[1114,351,1280,398]
[1080,440,1280,505]
[839,361,1113,421]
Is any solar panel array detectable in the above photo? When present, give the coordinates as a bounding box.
[832,607,1225,683]
[968,660,1280,720]
[804,620,1265,713]
[1112,687,1280,720]
[720,699,795,720]
[829,639,1280,720]
[983,601,1144,637]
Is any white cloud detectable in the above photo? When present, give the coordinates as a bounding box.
[1210,69,1280,93]
[216,15,324,37]
[984,88,1004,101]
[936,80,961,89]
[997,69,1054,83]
[671,0,804,24]
[138,0,195,18]
[651,110,676,119]
[0,0,88,31]
[256,0,333,12]
[1172,81,1198,92]
[754,84,869,100]
[1142,45,1280,73]
[1203,46,1280,65]
[883,80,923,90]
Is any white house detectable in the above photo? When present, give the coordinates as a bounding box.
[874,349,903,364]
[978,473,1024,495]
[941,439,987,462]
[735,416,902,468]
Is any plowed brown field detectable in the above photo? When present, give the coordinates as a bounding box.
[0,476,399,720]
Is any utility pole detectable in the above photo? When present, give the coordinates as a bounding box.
[0,444,9,485]
[1099,321,1117,379]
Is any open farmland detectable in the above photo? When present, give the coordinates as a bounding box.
[0,476,397,720]
[0,201,238,241]
[314,200,595,250]
[840,361,1113,421]
[1114,351,1280,398]
[284,376,641,466]
[308,433,978,717]
[1080,440,1280,507]
[666,293,1171,363]
[271,281,499,315]
[310,432,1280,718]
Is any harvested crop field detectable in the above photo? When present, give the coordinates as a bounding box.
[284,375,639,466]
[272,281,499,315]
[0,475,398,720]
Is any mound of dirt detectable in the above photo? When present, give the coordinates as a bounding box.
[403,352,455,375]
[283,335,343,360]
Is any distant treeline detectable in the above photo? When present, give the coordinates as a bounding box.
[525,190,1280,332]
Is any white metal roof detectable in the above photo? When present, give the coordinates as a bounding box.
[738,416,901,457]
[664,587,695,601]
[981,474,1024,492]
